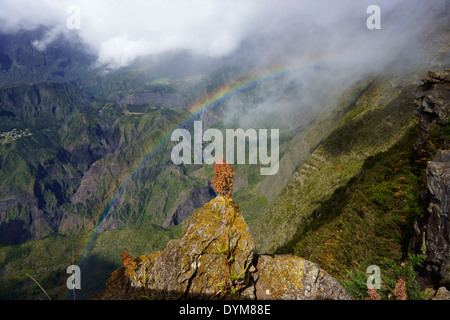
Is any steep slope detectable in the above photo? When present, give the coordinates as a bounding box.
[256,78,375,203]
[0,82,99,241]
[408,69,450,290]
[0,27,94,84]
[248,69,449,300]
[252,72,422,254]
[0,223,183,300]
[0,82,213,243]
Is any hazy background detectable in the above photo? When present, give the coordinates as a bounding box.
[0,0,448,128]
[0,1,449,300]
[0,0,446,68]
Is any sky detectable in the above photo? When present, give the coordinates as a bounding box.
[0,0,447,70]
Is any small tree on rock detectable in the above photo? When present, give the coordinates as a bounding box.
[210,158,236,299]
[211,157,235,199]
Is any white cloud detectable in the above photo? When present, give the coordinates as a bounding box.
[0,0,446,69]
[31,26,65,51]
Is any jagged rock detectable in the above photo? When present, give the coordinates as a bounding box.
[95,196,351,300]
[162,184,216,227]
[423,69,450,83]
[419,150,450,286]
[96,196,255,299]
[253,255,351,300]
[414,69,450,153]
[432,286,450,300]
[409,69,450,290]
[148,196,254,299]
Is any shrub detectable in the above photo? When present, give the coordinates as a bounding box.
[342,254,427,300]
[211,158,235,199]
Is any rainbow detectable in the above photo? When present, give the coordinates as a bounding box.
[188,64,295,116]
[65,54,329,299]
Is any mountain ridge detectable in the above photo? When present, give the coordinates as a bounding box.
[95,196,351,300]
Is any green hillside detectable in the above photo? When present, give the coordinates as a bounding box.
[0,223,183,300]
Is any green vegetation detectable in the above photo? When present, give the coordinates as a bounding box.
[442,119,450,140]
[0,80,211,299]
[342,254,428,300]
[252,77,419,254]
[1,29,446,301]
[277,98,449,299]
[0,223,183,300]
[284,127,425,274]
[0,79,203,235]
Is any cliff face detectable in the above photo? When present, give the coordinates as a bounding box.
[414,69,450,152]
[422,150,450,284]
[95,196,351,300]
[252,72,421,254]
[409,69,450,289]
[0,81,211,243]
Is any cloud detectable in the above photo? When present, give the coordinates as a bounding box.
[0,0,447,70]
[0,0,261,68]
[31,26,65,51]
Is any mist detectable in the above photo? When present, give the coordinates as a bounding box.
[0,0,446,68]
[0,0,448,129]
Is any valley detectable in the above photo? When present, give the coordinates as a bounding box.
[0,1,449,301]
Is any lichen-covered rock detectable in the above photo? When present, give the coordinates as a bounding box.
[146,196,254,299]
[419,150,450,286]
[95,196,351,300]
[253,255,352,300]
[414,69,450,152]
[409,69,450,289]
[432,286,450,300]
[96,196,255,299]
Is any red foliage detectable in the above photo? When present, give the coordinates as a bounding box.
[122,251,137,271]
[211,157,235,198]
[365,285,381,300]
[393,278,407,300]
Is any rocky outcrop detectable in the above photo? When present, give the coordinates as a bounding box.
[414,69,450,153]
[162,184,216,227]
[432,286,450,300]
[253,254,350,300]
[410,150,450,288]
[409,69,450,289]
[95,196,351,300]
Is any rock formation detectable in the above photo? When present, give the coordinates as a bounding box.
[95,196,351,300]
[414,69,450,153]
[409,69,450,290]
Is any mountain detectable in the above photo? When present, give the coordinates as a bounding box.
[0,3,449,300]
[0,29,239,299]
[94,68,448,302]
[408,69,450,290]
[0,80,215,244]
[0,28,231,244]
[95,196,351,300]
[0,67,447,300]
[252,72,422,254]
[247,69,449,300]
[0,27,95,84]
